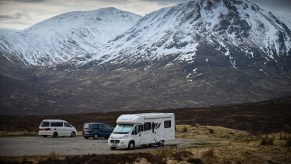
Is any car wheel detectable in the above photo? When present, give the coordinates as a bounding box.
[71,131,76,137]
[53,132,58,138]
[128,141,135,150]
[84,136,89,139]
[93,134,98,139]
[110,147,116,150]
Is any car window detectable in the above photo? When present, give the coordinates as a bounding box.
[105,124,111,129]
[83,123,90,128]
[64,122,70,127]
[93,124,100,129]
[40,121,49,127]
[51,122,63,127]
[100,124,105,129]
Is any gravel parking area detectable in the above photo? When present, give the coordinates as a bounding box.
[0,136,198,156]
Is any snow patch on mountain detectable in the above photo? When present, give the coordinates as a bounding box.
[0,7,141,66]
[84,0,291,70]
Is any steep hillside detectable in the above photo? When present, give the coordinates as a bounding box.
[0,7,141,66]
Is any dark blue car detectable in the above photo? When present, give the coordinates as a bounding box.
[82,122,113,139]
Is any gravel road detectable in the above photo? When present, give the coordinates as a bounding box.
[0,136,199,156]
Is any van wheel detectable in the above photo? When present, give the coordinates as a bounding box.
[53,132,58,138]
[128,141,135,150]
[110,147,116,150]
[93,134,98,139]
[71,131,76,137]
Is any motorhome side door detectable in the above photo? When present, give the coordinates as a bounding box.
[131,125,143,146]
[141,122,153,144]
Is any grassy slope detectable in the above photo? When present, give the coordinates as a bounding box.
[1,96,291,135]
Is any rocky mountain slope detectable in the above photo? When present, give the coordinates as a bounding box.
[1,0,291,115]
[0,7,141,66]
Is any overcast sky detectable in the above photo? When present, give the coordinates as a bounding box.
[0,0,290,33]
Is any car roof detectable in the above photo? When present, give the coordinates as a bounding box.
[42,119,66,122]
[85,122,105,124]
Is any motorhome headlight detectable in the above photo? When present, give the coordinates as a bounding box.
[122,135,128,139]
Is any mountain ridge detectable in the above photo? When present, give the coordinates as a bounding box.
[0,7,141,66]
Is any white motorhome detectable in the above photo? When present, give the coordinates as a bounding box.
[108,113,175,150]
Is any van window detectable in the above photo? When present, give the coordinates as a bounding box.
[164,120,171,128]
[83,123,90,128]
[144,122,151,131]
[92,124,100,129]
[64,122,70,127]
[40,121,49,127]
[51,122,63,127]
[104,124,111,129]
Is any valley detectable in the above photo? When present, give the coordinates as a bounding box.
[0,97,290,163]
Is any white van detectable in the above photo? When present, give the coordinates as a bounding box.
[108,113,175,150]
[38,119,77,138]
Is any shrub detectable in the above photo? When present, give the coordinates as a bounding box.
[201,148,215,159]
[182,126,188,133]
[260,136,274,146]
[154,148,176,159]
[48,151,60,160]
[187,158,204,164]
[172,150,193,161]
[285,137,291,150]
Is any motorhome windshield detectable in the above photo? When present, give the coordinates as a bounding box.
[113,124,133,134]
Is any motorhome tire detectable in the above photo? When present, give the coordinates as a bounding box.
[128,141,135,150]
[53,132,58,138]
[159,140,165,147]
[93,134,99,139]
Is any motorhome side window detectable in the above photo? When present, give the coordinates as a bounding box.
[132,125,143,135]
[164,120,171,128]
[144,122,151,131]
[51,122,63,127]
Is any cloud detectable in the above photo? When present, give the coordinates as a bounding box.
[139,0,186,5]
[0,10,31,20]
[14,0,47,3]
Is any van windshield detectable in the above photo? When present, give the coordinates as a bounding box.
[113,124,133,134]
[40,121,49,127]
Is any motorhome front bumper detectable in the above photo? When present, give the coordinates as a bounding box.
[108,139,129,149]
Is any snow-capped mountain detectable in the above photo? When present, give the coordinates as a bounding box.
[0,7,141,66]
[1,0,291,115]
[83,0,291,72]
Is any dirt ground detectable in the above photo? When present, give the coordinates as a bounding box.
[0,136,197,156]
